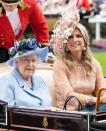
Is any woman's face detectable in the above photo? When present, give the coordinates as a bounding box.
[2,2,18,12]
[67,28,85,52]
[16,54,38,80]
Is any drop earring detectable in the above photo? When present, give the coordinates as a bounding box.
[83,46,86,51]
[66,47,69,52]
[63,43,69,52]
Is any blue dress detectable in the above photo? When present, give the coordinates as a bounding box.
[0,68,52,109]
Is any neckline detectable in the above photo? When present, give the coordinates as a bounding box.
[6,8,18,16]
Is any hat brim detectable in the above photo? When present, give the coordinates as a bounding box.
[7,47,48,66]
[1,0,21,5]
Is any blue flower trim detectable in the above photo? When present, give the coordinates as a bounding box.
[8,38,41,57]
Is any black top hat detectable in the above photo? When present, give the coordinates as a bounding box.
[1,0,21,4]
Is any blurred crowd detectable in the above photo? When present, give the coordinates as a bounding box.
[36,0,106,17]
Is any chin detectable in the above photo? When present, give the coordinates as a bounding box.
[25,72,34,77]
[70,49,80,52]
[24,74,32,80]
[27,72,34,76]
[7,8,15,12]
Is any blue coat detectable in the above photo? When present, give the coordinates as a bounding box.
[0,69,52,109]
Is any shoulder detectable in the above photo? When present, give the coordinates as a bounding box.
[18,0,39,10]
[92,57,101,66]
[0,72,16,90]
[92,57,102,70]
[33,73,45,83]
[24,0,38,6]
[0,72,14,83]
[0,72,11,80]
[53,59,65,67]
[32,73,49,89]
[53,59,67,70]
[53,59,69,74]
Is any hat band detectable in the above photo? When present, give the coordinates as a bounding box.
[1,0,21,4]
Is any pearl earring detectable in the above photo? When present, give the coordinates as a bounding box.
[83,46,86,51]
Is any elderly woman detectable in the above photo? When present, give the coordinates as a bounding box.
[0,38,52,109]
[53,22,106,112]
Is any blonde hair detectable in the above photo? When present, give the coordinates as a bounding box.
[62,23,93,75]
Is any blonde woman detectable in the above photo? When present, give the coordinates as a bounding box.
[53,23,106,112]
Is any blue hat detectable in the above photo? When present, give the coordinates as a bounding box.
[7,38,48,66]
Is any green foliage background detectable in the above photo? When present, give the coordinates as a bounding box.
[94,52,106,76]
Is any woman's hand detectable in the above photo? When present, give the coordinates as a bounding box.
[86,96,97,106]
[101,95,106,103]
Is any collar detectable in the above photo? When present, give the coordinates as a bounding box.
[12,68,26,88]
[12,68,43,103]
[6,8,18,16]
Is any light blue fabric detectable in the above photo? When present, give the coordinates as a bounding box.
[0,68,52,109]
[81,104,106,112]
[7,47,48,66]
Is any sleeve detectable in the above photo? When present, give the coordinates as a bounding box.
[53,61,76,110]
[83,0,90,11]
[0,75,15,106]
[95,59,106,88]
[53,60,95,110]
[28,1,49,43]
[94,59,106,103]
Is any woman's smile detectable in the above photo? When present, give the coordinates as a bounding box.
[67,28,85,52]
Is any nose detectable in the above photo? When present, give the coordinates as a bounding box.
[28,61,34,66]
[8,5,14,8]
[73,36,78,41]
[28,60,37,66]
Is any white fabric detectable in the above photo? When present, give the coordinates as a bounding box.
[6,8,22,36]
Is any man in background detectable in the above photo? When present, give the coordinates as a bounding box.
[0,0,49,63]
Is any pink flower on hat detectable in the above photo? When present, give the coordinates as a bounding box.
[50,0,80,56]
